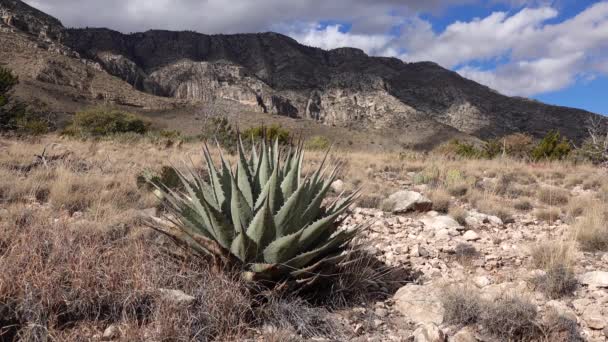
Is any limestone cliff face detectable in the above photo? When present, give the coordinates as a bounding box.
[0,0,602,142]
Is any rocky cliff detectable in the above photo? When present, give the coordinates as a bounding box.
[1,0,603,142]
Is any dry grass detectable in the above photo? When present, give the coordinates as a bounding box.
[479,295,540,341]
[537,187,570,206]
[530,241,576,270]
[513,197,534,211]
[428,188,451,213]
[440,284,482,325]
[449,206,467,225]
[534,207,562,223]
[574,204,608,252]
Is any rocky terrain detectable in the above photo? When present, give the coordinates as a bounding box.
[0,0,605,145]
[1,135,607,341]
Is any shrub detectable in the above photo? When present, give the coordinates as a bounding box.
[305,136,331,151]
[440,285,482,325]
[243,124,290,145]
[200,117,238,151]
[490,133,535,159]
[531,131,572,161]
[146,137,360,292]
[479,296,540,340]
[449,206,467,225]
[64,107,149,137]
[435,140,483,159]
[532,264,577,299]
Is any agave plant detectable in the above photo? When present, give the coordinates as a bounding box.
[146,137,359,287]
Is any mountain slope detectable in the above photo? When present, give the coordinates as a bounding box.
[1,0,602,144]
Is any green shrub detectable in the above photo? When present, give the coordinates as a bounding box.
[305,136,331,150]
[243,124,290,145]
[531,131,572,161]
[64,108,149,137]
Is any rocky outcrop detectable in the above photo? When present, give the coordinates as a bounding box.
[1,0,604,142]
[0,0,63,40]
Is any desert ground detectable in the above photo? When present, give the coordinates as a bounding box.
[0,134,607,342]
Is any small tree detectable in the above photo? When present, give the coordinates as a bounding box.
[531,131,572,161]
[0,67,20,129]
[579,116,608,164]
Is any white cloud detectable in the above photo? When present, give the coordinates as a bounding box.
[290,2,608,97]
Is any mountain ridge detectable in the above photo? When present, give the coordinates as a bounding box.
[1,0,602,144]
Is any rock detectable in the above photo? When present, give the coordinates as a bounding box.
[473,275,491,288]
[435,228,451,240]
[487,215,503,226]
[139,207,158,218]
[375,308,388,318]
[583,306,606,330]
[384,191,433,214]
[462,230,480,241]
[579,271,608,288]
[102,325,120,341]
[331,180,345,193]
[394,285,444,325]
[421,215,463,231]
[450,328,476,342]
[412,323,446,342]
[158,288,196,305]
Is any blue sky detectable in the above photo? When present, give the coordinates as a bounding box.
[26,0,608,115]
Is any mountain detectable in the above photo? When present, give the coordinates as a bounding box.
[0,0,602,144]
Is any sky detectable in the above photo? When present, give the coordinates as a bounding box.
[24,0,608,115]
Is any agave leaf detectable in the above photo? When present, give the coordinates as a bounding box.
[287,229,356,270]
[263,230,303,264]
[256,138,271,191]
[236,143,254,207]
[280,154,300,200]
[254,162,284,214]
[297,208,349,253]
[230,232,256,262]
[274,183,306,237]
[230,172,253,235]
[246,197,276,256]
[289,253,347,278]
[203,143,226,208]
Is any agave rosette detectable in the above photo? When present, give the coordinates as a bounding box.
[147,137,359,285]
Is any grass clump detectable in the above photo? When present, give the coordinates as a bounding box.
[63,107,149,138]
[513,198,533,211]
[440,285,482,325]
[534,207,562,223]
[479,296,540,340]
[575,205,608,252]
[537,186,570,206]
[531,264,577,299]
[429,188,451,213]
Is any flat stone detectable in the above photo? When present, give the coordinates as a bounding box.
[394,285,444,325]
[384,191,433,214]
[462,230,480,241]
[102,325,120,341]
[412,323,446,342]
[421,215,463,231]
[583,306,606,330]
[579,271,608,288]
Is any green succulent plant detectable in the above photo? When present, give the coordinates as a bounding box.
[146,137,360,287]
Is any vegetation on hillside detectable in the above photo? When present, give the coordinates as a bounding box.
[63,107,150,138]
[0,66,49,135]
